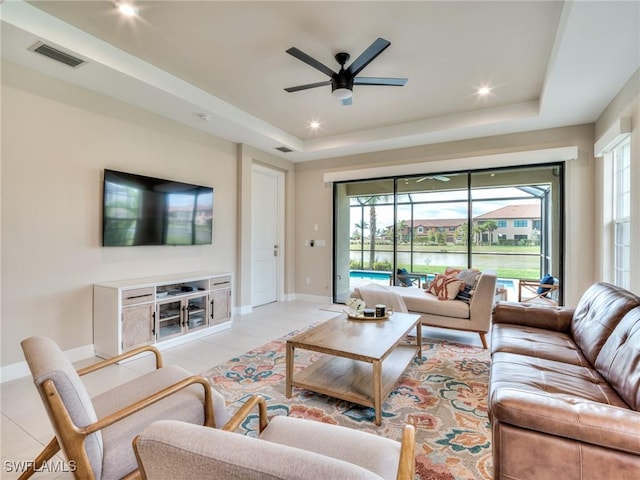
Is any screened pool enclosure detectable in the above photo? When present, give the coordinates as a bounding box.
[333,164,563,304]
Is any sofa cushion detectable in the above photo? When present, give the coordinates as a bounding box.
[491,323,590,366]
[135,420,384,480]
[93,366,231,480]
[489,352,629,408]
[571,283,640,365]
[386,286,470,318]
[594,306,640,410]
[261,416,400,479]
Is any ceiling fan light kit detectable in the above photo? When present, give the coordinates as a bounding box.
[332,87,352,100]
[285,38,407,105]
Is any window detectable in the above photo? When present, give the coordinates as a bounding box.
[514,219,528,228]
[333,164,563,303]
[613,137,631,289]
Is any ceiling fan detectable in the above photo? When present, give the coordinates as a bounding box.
[415,175,451,182]
[284,38,407,106]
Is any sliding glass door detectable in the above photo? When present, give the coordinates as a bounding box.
[333,164,563,304]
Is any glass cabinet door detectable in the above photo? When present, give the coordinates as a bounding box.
[185,294,208,331]
[156,299,183,340]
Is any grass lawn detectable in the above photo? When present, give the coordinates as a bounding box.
[350,243,542,279]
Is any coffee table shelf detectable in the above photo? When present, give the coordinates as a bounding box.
[291,345,418,409]
[286,312,422,425]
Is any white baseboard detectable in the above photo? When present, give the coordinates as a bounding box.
[235,304,253,315]
[1,343,95,384]
[294,293,332,304]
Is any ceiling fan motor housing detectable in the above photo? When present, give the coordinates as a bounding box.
[331,72,354,92]
[332,52,353,93]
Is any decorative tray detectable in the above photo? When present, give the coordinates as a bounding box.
[344,310,390,321]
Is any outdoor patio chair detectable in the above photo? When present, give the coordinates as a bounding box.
[19,336,230,480]
[518,275,559,306]
[392,268,423,288]
[133,394,416,480]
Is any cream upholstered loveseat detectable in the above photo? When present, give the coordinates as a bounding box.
[352,271,497,348]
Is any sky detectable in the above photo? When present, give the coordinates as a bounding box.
[350,187,541,232]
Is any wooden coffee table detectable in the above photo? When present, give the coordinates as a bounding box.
[286,312,422,425]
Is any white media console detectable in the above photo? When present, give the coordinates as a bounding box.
[93,271,232,359]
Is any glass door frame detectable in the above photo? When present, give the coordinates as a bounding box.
[332,163,565,304]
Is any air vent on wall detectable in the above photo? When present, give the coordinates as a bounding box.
[29,42,86,68]
[275,146,294,153]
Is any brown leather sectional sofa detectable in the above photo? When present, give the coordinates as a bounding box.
[489,282,640,480]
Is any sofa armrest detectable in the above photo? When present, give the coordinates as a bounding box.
[492,388,640,455]
[492,302,575,332]
[468,272,497,330]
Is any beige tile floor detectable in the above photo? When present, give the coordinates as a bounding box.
[0,300,483,479]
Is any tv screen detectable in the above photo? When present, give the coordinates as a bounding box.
[102,169,213,246]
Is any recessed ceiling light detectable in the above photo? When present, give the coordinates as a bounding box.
[477,86,491,96]
[309,121,321,130]
[114,2,139,17]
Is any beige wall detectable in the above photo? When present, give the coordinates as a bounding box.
[236,144,295,311]
[1,61,238,366]
[294,124,597,307]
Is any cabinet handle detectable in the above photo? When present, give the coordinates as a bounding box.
[125,293,153,302]
[210,299,214,319]
[182,305,187,327]
[152,311,156,336]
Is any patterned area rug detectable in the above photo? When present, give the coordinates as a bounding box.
[203,327,492,480]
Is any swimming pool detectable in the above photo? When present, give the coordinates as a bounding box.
[349,270,515,289]
[349,270,394,280]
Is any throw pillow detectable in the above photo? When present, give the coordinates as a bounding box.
[454,269,481,304]
[456,285,475,304]
[428,274,465,300]
[444,267,462,276]
[457,268,481,287]
[537,274,555,296]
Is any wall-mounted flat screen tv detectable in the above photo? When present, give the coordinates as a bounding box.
[102,169,213,246]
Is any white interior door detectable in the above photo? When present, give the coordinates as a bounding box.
[251,166,283,306]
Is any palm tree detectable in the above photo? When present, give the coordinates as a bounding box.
[368,201,378,267]
[354,221,368,245]
[455,222,468,245]
[483,220,498,245]
[366,195,392,267]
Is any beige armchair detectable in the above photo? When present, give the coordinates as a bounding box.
[20,336,230,480]
[133,395,416,480]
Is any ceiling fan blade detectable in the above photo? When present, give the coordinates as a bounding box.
[432,175,450,182]
[284,80,331,93]
[354,77,408,86]
[341,96,353,106]
[346,38,391,77]
[286,47,336,78]
[415,175,450,183]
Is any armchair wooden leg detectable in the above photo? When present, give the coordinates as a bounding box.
[478,332,488,349]
[17,436,60,480]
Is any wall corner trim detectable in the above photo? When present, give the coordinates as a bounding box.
[594,117,632,156]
